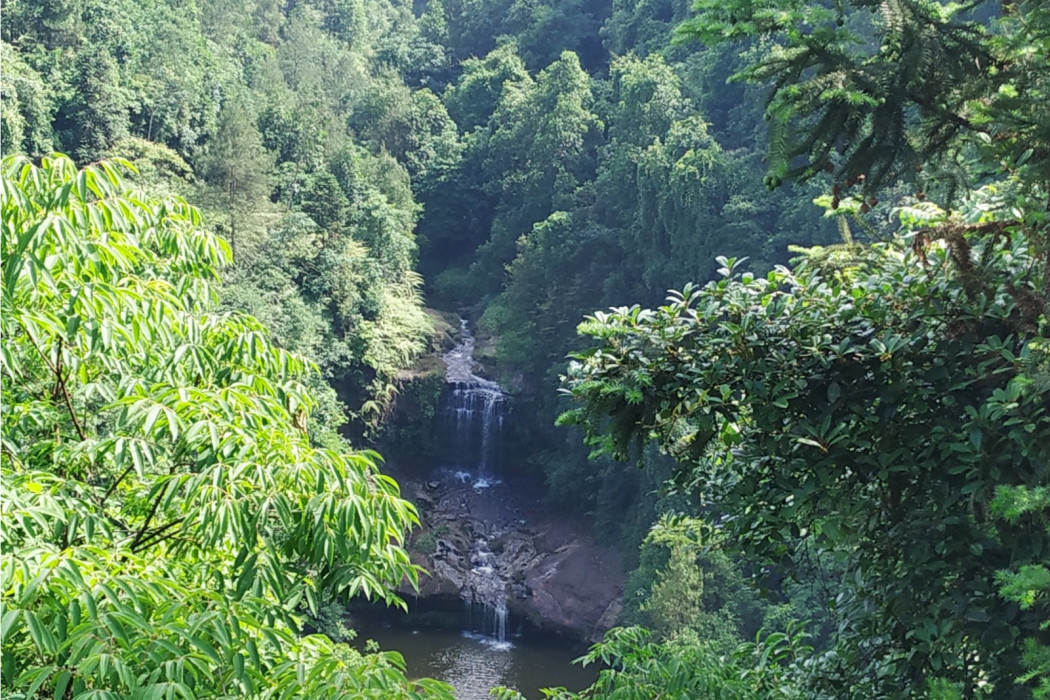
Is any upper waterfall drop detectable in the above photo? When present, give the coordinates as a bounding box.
[441,320,507,476]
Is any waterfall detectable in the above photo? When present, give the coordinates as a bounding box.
[441,321,506,476]
[442,319,512,645]
[494,604,507,643]
[462,599,509,645]
[463,533,510,645]
[445,382,505,474]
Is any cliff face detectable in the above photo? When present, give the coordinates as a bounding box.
[403,476,624,643]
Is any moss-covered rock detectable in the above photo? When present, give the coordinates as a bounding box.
[374,308,460,463]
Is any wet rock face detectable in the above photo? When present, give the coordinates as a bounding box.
[405,477,624,643]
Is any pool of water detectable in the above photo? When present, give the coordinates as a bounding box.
[351,622,598,699]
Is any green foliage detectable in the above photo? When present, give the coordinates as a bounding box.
[443,44,531,133]
[676,0,1050,197]
[992,484,1050,698]
[460,40,835,540]
[563,213,1049,694]
[65,48,131,162]
[524,6,1050,693]
[432,0,609,73]
[625,514,761,650]
[642,540,712,637]
[414,531,439,555]
[198,95,275,256]
[552,4,1050,693]
[412,3,838,546]
[3,0,440,429]
[351,86,462,187]
[104,138,195,190]
[491,212,616,376]
[225,158,432,431]
[493,625,813,699]
[0,42,55,158]
[603,0,693,58]
[469,50,602,291]
[0,155,454,698]
[14,4,1050,696]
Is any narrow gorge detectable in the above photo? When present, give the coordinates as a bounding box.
[352,318,625,695]
[397,319,623,641]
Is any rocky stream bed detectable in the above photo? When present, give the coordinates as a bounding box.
[400,470,625,643]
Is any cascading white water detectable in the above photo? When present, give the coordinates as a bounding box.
[446,383,504,474]
[442,319,511,645]
[494,604,507,642]
[442,321,506,476]
[463,533,510,645]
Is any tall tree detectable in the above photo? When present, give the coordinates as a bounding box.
[0,44,55,157]
[199,96,275,259]
[63,49,130,162]
[443,43,531,132]
[471,50,602,291]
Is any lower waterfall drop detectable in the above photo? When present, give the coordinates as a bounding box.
[464,533,511,647]
[494,604,508,644]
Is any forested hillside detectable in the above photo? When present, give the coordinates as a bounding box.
[3,0,1048,697]
[3,0,440,437]
[2,0,841,539]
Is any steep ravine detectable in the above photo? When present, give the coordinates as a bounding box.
[390,318,624,643]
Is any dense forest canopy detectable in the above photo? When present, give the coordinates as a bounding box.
[2,0,1048,697]
[561,0,1050,697]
